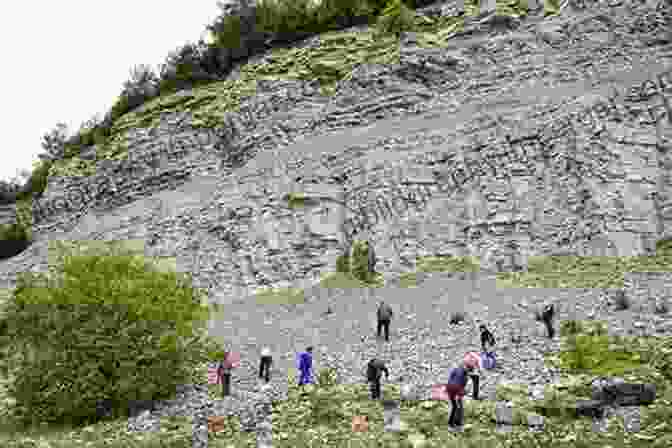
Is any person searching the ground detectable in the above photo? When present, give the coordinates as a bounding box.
[445,355,481,430]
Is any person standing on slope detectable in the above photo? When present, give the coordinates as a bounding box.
[541,303,556,339]
[298,346,314,389]
[259,346,273,383]
[217,352,233,397]
[377,301,393,342]
[366,358,390,400]
[445,357,480,430]
[480,323,496,353]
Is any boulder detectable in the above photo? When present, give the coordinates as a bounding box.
[527,413,545,432]
[591,378,656,406]
[534,399,606,419]
[495,401,514,425]
[573,400,606,419]
[401,383,420,401]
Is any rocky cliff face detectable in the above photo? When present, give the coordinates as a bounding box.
[1,1,671,305]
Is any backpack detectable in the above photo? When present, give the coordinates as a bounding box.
[480,351,496,370]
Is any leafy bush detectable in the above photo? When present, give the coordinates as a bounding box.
[336,252,350,274]
[157,42,219,95]
[254,0,321,34]
[560,320,583,337]
[0,223,31,260]
[0,253,220,427]
[122,64,160,100]
[315,367,339,388]
[374,0,416,37]
[15,159,52,202]
[311,0,380,29]
[350,240,372,283]
[38,122,70,162]
[558,327,644,376]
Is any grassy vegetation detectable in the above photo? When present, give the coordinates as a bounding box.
[254,286,305,304]
[202,327,672,447]
[0,240,224,448]
[2,243,672,446]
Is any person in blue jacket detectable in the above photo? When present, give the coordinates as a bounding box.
[445,361,480,429]
[298,346,314,388]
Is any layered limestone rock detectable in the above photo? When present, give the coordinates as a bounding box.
[0,2,671,304]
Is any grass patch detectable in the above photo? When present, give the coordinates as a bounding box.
[497,253,672,289]
[319,271,372,289]
[283,192,321,209]
[416,255,481,274]
[254,286,305,305]
[398,271,421,288]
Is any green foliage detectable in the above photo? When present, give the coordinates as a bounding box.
[336,252,350,274]
[255,0,322,34]
[315,367,339,388]
[306,385,348,425]
[0,253,218,427]
[417,255,480,273]
[560,320,584,337]
[374,0,416,37]
[557,323,646,376]
[350,240,373,283]
[15,159,53,203]
[0,222,28,242]
[656,237,672,255]
[312,0,380,29]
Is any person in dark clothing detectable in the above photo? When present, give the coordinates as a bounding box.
[259,347,272,383]
[480,324,496,353]
[541,303,555,339]
[377,301,393,342]
[217,352,232,397]
[367,358,390,399]
[445,362,479,429]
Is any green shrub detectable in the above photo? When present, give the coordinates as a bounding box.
[558,330,644,376]
[0,222,31,260]
[336,252,350,273]
[374,0,416,37]
[560,320,584,337]
[0,222,28,242]
[0,253,219,427]
[15,159,53,203]
[350,240,372,283]
[315,367,339,388]
[312,0,380,29]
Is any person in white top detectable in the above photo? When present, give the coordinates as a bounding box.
[259,347,272,383]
